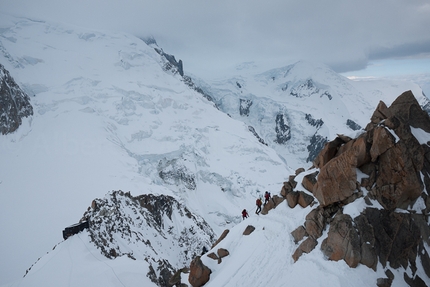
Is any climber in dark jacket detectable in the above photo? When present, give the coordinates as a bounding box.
[242,209,249,220]
[264,191,272,205]
[256,198,262,214]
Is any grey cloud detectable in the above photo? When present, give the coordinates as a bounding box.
[1,0,430,76]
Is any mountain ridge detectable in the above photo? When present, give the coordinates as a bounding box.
[1,14,429,287]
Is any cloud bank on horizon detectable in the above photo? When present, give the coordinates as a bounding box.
[1,0,430,77]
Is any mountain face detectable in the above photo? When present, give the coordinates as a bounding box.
[1,14,429,287]
[192,61,429,169]
[81,191,215,287]
[189,91,430,287]
[0,63,33,134]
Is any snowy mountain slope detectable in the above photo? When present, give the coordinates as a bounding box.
[1,13,429,287]
[199,190,429,287]
[193,61,428,168]
[18,231,158,287]
[0,14,291,285]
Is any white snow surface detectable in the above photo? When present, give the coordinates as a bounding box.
[1,14,429,287]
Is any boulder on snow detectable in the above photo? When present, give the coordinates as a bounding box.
[206,252,218,261]
[292,237,318,262]
[188,256,211,287]
[217,248,229,259]
[301,171,319,193]
[291,225,308,244]
[297,191,314,208]
[243,225,255,235]
[211,229,229,248]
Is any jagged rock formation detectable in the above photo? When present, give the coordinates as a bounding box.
[274,113,291,144]
[81,191,215,287]
[239,99,252,116]
[248,125,268,146]
[286,91,430,286]
[307,134,328,163]
[158,158,197,190]
[0,63,33,134]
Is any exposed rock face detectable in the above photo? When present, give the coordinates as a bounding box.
[0,63,33,135]
[188,257,211,287]
[301,171,318,193]
[248,125,268,146]
[158,158,197,190]
[154,47,184,77]
[240,99,253,116]
[289,91,430,285]
[313,149,358,206]
[82,191,215,287]
[274,113,291,144]
[321,213,361,268]
[313,91,430,211]
[346,119,362,131]
[307,134,328,163]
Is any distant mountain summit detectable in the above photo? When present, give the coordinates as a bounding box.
[192,60,429,168]
[0,63,33,134]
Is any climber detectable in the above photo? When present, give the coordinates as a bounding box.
[264,191,272,205]
[242,209,249,220]
[255,197,262,214]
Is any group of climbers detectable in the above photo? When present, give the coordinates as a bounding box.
[242,191,272,220]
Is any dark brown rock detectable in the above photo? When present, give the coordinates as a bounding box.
[363,208,421,269]
[211,229,229,249]
[295,167,305,175]
[304,207,326,239]
[297,191,314,208]
[281,181,294,198]
[286,191,299,208]
[188,257,211,287]
[292,237,318,262]
[370,127,395,162]
[217,248,229,259]
[321,213,361,268]
[206,252,218,261]
[302,171,319,193]
[313,149,358,207]
[243,225,255,236]
[291,226,307,244]
[313,137,345,169]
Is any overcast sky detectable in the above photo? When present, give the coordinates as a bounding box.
[1,0,430,79]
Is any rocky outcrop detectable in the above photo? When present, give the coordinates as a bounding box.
[240,99,252,116]
[82,190,215,287]
[158,158,197,190]
[289,91,430,285]
[0,63,33,135]
[211,229,229,248]
[306,133,328,163]
[188,257,211,287]
[248,125,268,146]
[274,113,291,144]
[243,225,255,235]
